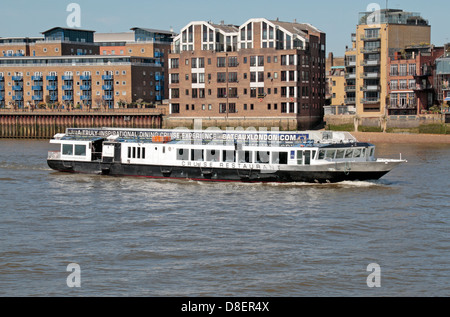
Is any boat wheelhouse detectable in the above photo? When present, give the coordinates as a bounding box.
[47,128,406,183]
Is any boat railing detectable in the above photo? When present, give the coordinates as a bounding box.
[48,151,61,160]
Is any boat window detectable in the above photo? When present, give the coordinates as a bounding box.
[223,150,235,163]
[128,147,132,159]
[272,152,288,165]
[370,147,375,157]
[326,150,336,159]
[62,144,73,155]
[75,145,86,156]
[191,149,204,161]
[256,151,270,163]
[137,147,141,159]
[361,148,366,159]
[238,151,253,163]
[318,150,326,160]
[311,150,317,160]
[142,148,146,159]
[132,147,136,159]
[177,148,189,161]
[345,149,354,159]
[336,149,345,159]
[206,149,220,162]
[353,148,362,158]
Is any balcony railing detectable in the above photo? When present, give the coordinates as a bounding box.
[80,95,91,100]
[345,73,356,79]
[62,75,73,81]
[12,85,23,91]
[12,95,23,101]
[361,47,381,54]
[361,72,380,79]
[103,95,114,100]
[102,85,113,91]
[62,85,73,90]
[32,95,43,101]
[102,75,114,80]
[80,75,91,81]
[80,85,91,90]
[361,98,380,104]
[362,85,381,91]
[360,35,381,41]
[62,95,73,101]
[413,84,433,91]
[361,59,380,66]
[46,75,57,81]
[32,85,43,90]
[345,98,356,104]
[31,75,43,81]
[387,103,417,110]
[12,76,23,81]
[345,85,356,92]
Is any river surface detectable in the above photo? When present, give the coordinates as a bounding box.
[0,139,449,297]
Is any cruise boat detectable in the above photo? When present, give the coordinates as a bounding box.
[47,128,406,183]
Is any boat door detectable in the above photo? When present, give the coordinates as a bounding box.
[297,150,311,165]
[114,143,121,163]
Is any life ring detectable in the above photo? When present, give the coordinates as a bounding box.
[259,99,263,102]
[290,98,294,102]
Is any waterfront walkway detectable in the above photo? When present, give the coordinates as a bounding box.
[353,132,450,144]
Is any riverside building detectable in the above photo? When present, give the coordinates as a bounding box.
[0,27,173,109]
[344,9,431,118]
[167,18,326,130]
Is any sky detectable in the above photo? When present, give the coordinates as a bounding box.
[1,0,449,56]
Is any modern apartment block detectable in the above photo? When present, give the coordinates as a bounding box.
[0,27,173,109]
[168,18,326,130]
[346,9,431,118]
[95,27,176,103]
[387,45,443,115]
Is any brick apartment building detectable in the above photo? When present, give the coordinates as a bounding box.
[167,18,326,130]
[387,45,444,115]
[0,27,173,109]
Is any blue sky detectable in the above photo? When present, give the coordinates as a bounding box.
[1,0,449,56]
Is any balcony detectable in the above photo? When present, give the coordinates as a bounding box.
[361,59,380,66]
[80,85,91,90]
[361,72,380,79]
[155,85,162,91]
[413,84,433,91]
[12,95,23,101]
[362,85,381,91]
[155,95,163,101]
[102,85,113,91]
[345,85,356,92]
[361,35,381,41]
[0,75,4,81]
[32,85,43,90]
[47,85,58,91]
[62,85,73,90]
[361,47,381,54]
[102,75,113,80]
[0,84,5,90]
[46,75,57,81]
[361,98,380,104]
[103,95,114,100]
[31,75,43,81]
[80,75,91,81]
[155,75,164,81]
[12,76,23,81]
[345,73,356,80]
[0,95,4,101]
[12,85,23,91]
[345,97,356,105]
[154,51,163,58]
[388,103,417,110]
[62,75,73,81]
[80,95,91,100]
[62,95,73,101]
[49,95,58,101]
[32,95,43,101]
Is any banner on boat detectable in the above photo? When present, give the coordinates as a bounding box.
[65,128,310,143]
